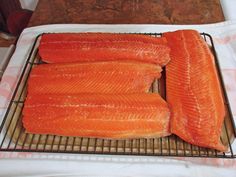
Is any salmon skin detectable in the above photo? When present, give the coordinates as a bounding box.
[39,33,170,66]
[23,93,170,139]
[164,30,226,151]
[28,61,162,94]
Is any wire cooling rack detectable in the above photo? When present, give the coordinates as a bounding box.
[0,33,235,158]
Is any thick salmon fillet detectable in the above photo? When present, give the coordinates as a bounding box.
[39,33,170,66]
[164,30,226,151]
[23,93,170,139]
[28,61,162,94]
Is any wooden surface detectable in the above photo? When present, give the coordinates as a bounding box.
[28,0,225,27]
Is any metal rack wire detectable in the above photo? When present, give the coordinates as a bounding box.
[0,33,235,158]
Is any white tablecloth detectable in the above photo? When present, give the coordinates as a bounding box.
[0,21,236,176]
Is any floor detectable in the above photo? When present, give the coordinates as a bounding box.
[0,37,15,47]
[0,34,16,78]
[0,47,9,57]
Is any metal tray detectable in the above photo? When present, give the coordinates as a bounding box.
[0,33,235,158]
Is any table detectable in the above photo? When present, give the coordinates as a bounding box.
[28,0,225,26]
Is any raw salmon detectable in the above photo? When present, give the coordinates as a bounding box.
[164,30,226,151]
[23,93,170,139]
[28,61,162,94]
[40,33,167,45]
[39,33,170,66]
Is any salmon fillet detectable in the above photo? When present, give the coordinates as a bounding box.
[39,33,170,66]
[28,61,162,94]
[164,30,226,151]
[23,93,170,139]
